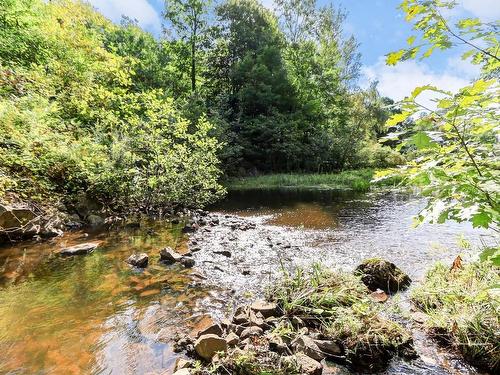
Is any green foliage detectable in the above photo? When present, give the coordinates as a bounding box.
[0,0,223,211]
[380,1,500,231]
[411,260,500,373]
[386,0,500,75]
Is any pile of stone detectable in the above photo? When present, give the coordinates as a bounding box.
[171,300,342,375]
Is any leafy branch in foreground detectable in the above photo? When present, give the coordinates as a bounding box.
[377,0,499,231]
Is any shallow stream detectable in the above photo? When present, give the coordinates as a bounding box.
[0,189,494,374]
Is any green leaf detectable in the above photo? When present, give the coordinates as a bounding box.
[471,211,491,229]
[407,35,416,46]
[479,246,500,266]
[411,132,438,149]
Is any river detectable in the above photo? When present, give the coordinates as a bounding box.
[0,189,494,374]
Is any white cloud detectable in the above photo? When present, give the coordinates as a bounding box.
[86,0,162,33]
[361,56,478,108]
[460,0,500,21]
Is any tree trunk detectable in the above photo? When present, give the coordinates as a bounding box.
[191,40,196,91]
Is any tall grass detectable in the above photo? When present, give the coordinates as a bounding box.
[224,169,404,192]
[411,261,499,373]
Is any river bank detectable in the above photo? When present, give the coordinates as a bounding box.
[223,169,403,192]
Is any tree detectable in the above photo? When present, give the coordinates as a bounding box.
[163,0,213,92]
[379,0,499,233]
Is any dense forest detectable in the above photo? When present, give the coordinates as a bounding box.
[0,0,404,214]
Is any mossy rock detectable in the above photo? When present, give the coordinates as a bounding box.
[355,258,411,293]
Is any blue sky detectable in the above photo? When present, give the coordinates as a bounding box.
[87,0,498,103]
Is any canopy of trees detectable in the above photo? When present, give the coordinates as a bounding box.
[0,0,402,212]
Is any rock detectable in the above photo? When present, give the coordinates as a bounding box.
[249,310,265,328]
[250,300,279,318]
[126,253,148,268]
[227,323,245,336]
[370,289,389,303]
[182,224,197,233]
[0,204,36,229]
[172,369,191,375]
[174,358,193,371]
[60,242,99,256]
[240,326,263,339]
[355,258,411,293]
[269,335,290,354]
[314,340,342,357]
[160,247,183,263]
[411,311,428,324]
[194,334,228,361]
[225,332,239,346]
[292,335,326,361]
[42,226,64,238]
[196,323,223,338]
[296,352,323,375]
[213,250,231,257]
[180,257,195,268]
[87,214,104,226]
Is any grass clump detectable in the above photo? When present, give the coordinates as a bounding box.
[268,265,415,372]
[208,349,302,375]
[411,260,500,373]
[225,169,404,192]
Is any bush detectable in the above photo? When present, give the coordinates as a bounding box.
[355,142,406,168]
[0,0,224,213]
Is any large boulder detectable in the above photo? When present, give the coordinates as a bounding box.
[60,242,99,256]
[0,204,36,230]
[194,334,228,361]
[355,258,411,293]
[126,253,149,268]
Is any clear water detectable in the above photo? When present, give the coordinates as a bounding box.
[0,189,495,374]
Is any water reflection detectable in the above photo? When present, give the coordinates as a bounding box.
[0,220,208,375]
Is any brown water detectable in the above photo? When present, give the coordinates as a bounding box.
[0,190,495,374]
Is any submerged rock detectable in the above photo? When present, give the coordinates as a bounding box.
[355,258,411,293]
[126,253,148,268]
[60,242,99,256]
[194,334,228,360]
